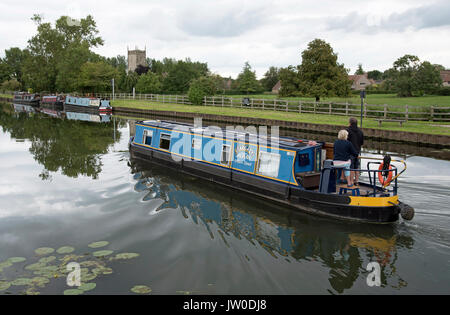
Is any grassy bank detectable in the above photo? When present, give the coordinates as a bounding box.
[223,93,450,107]
[0,93,13,99]
[111,99,450,136]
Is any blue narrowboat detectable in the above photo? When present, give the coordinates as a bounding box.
[64,95,112,114]
[13,92,40,106]
[129,120,414,223]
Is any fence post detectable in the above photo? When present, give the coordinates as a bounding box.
[384,104,387,119]
[329,102,332,114]
[286,100,288,112]
[274,99,276,111]
[405,104,409,121]
[314,102,316,114]
[345,102,348,116]
[222,96,224,107]
[431,106,434,122]
[299,101,302,113]
[204,96,206,106]
[262,99,265,110]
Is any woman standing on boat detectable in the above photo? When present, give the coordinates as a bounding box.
[333,130,359,188]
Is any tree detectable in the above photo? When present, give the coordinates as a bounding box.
[77,61,118,93]
[188,76,217,105]
[162,59,209,94]
[135,72,163,94]
[22,14,103,92]
[235,62,262,94]
[416,61,443,95]
[367,70,383,81]
[355,63,364,75]
[297,39,351,99]
[1,79,21,91]
[260,66,280,91]
[123,72,139,93]
[279,66,300,97]
[135,64,150,76]
[385,55,442,96]
[2,48,29,86]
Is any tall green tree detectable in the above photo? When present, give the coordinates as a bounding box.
[135,72,163,94]
[22,14,103,92]
[77,61,117,93]
[236,62,261,94]
[279,66,300,97]
[260,66,280,91]
[385,55,442,96]
[297,39,351,98]
[355,63,364,75]
[188,76,217,105]
[367,70,383,81]
[162,59,209,94]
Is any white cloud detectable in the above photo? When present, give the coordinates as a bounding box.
[0,0,449,78]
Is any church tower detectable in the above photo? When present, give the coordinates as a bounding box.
[127,46,147,73]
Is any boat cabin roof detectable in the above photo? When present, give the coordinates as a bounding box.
[138,119,322,150]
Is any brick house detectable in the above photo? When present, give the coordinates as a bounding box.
[272,80,282,93]
[348,73,374,90]
[440,70,450,87]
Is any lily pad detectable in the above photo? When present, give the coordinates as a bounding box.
[7,257,26,264]
[63,289,84,295]
[56,246,75,254]
[131,285,152,294]
[88,241,109,249]
[93,250,114,257]
[31,277,50,288]
[38,256,56,264]
[79,282,96,292]
[81,272,97,282]
[0,281,11,291]
[92,267,113,275]
[112,253,140,260]
[0,260,13,271]
[11,278,33,286]
[34,247,55,256]
[25,288,40,295]
[25,262,46,271]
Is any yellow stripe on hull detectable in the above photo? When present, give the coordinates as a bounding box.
[349,195,398,207]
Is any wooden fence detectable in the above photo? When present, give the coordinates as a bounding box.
[94,93,450,122]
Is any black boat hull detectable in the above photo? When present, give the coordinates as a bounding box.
[129,140,400,224]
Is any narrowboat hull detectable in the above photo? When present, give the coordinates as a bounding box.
[63,103,112,114]
[12,99,40,106]
[129,138,400,223]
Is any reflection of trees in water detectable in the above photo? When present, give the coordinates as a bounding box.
[129,158,414,293]
[0,104,120,179]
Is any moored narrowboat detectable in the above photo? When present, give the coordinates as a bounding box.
[13,92,40,106]
[129,120,415,224]
[40,95,65,113]
[64,95,112,114]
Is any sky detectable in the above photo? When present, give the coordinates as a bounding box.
[0,0,449,79]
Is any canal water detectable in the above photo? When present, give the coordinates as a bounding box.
[0,103,449,295]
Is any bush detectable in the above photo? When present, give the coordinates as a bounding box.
[188,76,216,105]
[1,79,21,91]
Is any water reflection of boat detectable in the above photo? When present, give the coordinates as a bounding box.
[130,120,415,223]
[129,158,414,293]
[12,103,36,114]
[65,111,111,123]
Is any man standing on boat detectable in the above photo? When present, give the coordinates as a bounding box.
[347,117,364,185]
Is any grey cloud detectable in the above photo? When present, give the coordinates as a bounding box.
[176,2,270,37]
[327,1,450,33]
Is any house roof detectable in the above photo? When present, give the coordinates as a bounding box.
[440,70,450,82]
[272,80,282,91]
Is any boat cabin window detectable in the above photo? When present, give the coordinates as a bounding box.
[192,138,201,150]
[221,145,231,165]
[257,151,281,178]
[159,133,171,150]
[143,130,153,146]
